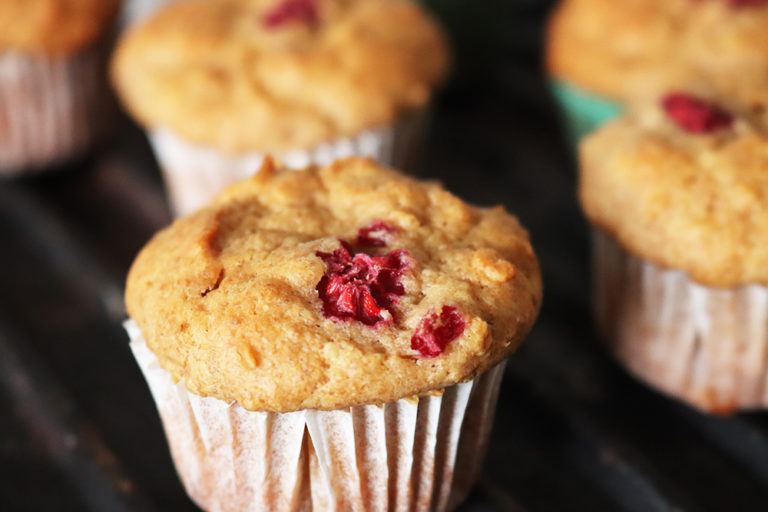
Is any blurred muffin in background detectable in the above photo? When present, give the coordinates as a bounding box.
[580,91,768,413]
[0,0,121,175]
[111,0,450,216]
[546,0,768,145]
[124,157,542,511]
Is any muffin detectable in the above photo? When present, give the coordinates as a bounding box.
[0,0,120,174]
[124,157,542,511]
[580,92,768,413]
[546,0,768,144]
[111,0,450,216]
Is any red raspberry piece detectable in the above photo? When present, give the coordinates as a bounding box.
[725,0,768,8]
[410,306,466,358]
[316,242,410,326]
[661,93,733,134]
[356,220,399,248]
[262,0,318,29]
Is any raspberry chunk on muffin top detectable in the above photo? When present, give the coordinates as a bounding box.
[580,93,768,287]
[125,157,541,412]
[661,93,734,134]
[262,0,319,28]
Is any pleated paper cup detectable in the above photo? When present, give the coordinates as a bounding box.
[125,319,506,511]
[593,229,768,413]
[148,112,425,217]
[0,47,109,176]
[550,80,623,149]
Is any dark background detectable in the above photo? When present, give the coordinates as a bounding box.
[2,1,768,510]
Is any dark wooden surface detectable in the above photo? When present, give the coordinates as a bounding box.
[3,1,768,510]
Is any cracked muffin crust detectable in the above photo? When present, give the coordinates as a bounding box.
[547,0,768,107]
[125,157,541,412]
[0,0,121,55]
[580,93,768,287]
[111,0,449,154]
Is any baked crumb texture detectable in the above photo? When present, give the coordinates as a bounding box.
[126,157,542,412]
[547,0,768,106]
[111,0,449,153]
[0,0,120,55]
[580,93,768,287]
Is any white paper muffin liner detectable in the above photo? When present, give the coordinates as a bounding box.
[125,319,505,511]
[148,111,425,216]
[593,229,768,413]
[0,47,108,175]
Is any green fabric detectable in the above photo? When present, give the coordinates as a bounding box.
[551,81,623,147]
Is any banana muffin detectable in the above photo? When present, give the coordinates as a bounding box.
[112,0,450,215]
[0,0,120,174]
[125,157,542,511]
[581,91,768,413]
[547,0,768,143]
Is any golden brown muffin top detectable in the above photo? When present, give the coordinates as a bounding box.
[0,0,120,55]
[580,93,768,287]
[125,158,542,412]
[547,0,768,106]
[111,0,449,154]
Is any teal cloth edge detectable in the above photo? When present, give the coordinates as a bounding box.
[551,81,624,146]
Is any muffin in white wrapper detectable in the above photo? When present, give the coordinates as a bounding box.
[580,90,768,413]
[123,160,542,511]
[593,230,768,413]
[126,319,506,511]
[111,0,449,216]
[0,47,110,175]
[149,112,425,216]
